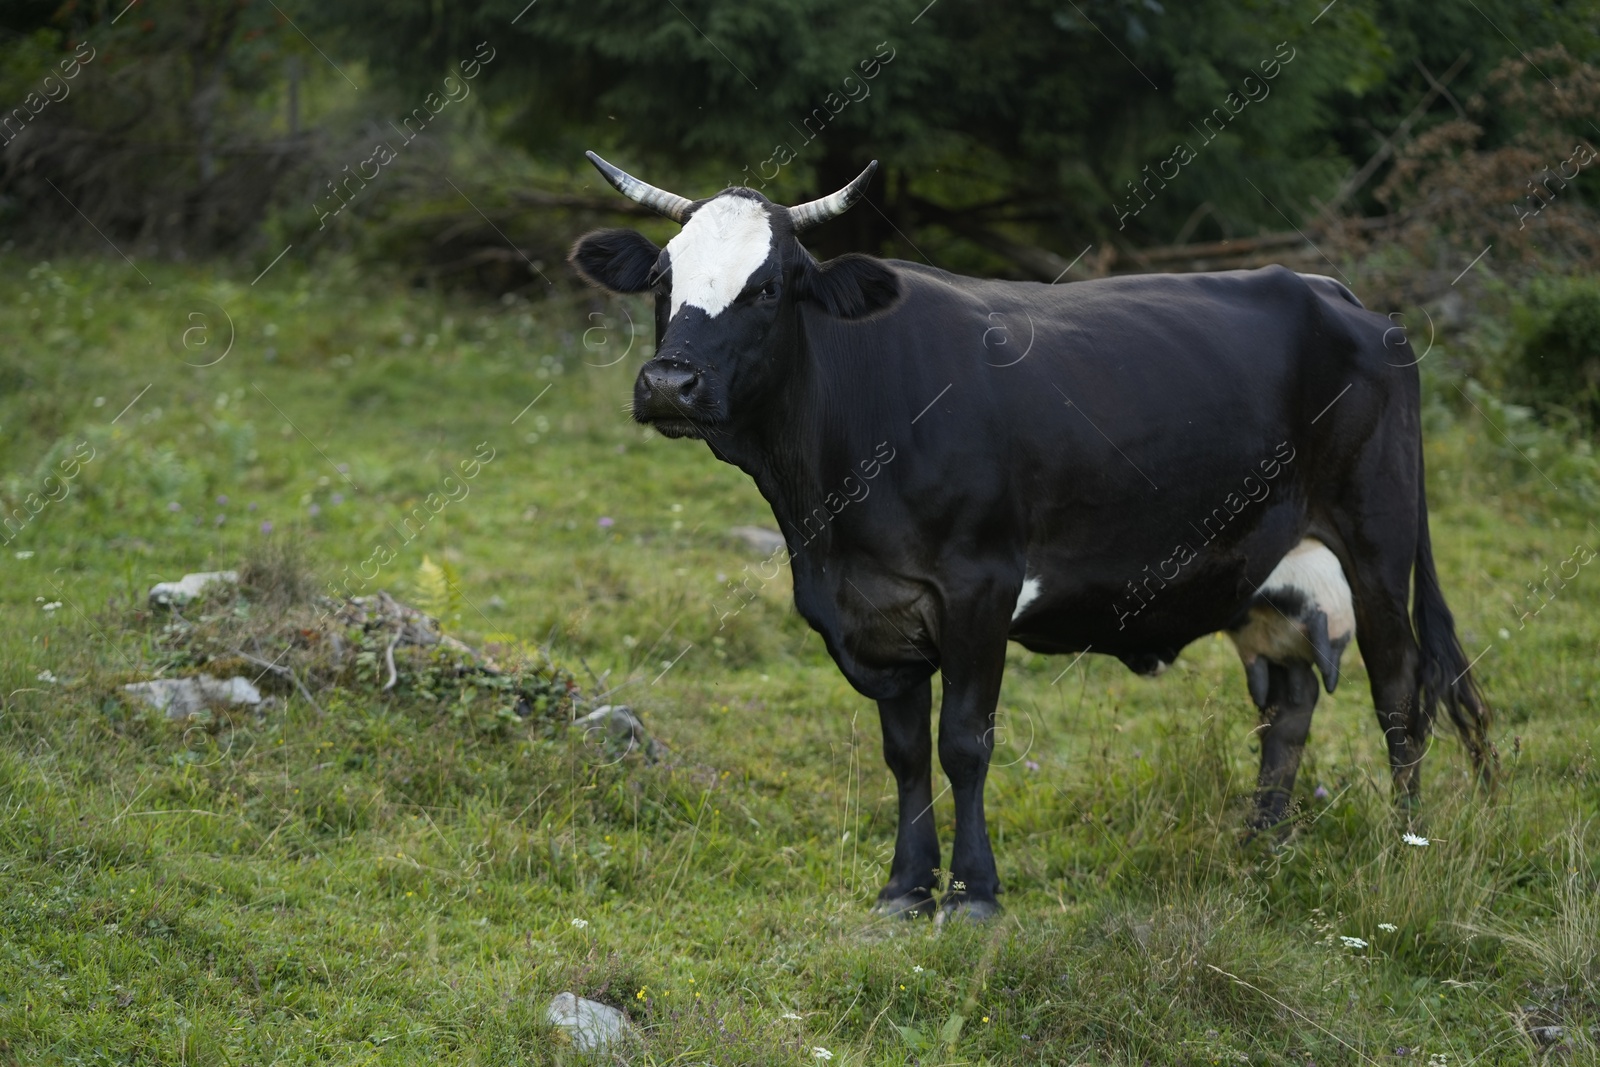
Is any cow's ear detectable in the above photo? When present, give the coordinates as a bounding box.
[569,229,661,293]
[798,253,900,319]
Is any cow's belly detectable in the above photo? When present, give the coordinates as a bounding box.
[1008,576,1248,662]
[1006,510,1305,665]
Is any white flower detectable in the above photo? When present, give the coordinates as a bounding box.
[781,1012,802,1020]
[36,670,57,683]
[569,918,588,929]
[42,601,62,612]
[14,550,33,559]
[1340,936,1368,949]
[911,965,924,973]
[1403,833,1430,847]
[812,1049,833,1062]
[1379,923,1398,932]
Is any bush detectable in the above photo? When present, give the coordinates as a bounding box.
[1513,279,1600,427]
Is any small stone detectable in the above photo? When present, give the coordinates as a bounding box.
[729,525,787,556]
[122,675,262,720]
[1529,1026,1564,1046]
[545,992,630,1052]
[148,571,238,607]
[571,705,665,762]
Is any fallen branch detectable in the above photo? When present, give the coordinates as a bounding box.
[382,632,400,692]
[1318,50,1471,218]
[231,648,324,717]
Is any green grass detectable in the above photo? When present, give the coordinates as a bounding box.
[0,253,1597,1065]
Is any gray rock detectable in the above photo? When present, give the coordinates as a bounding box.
[572,704,665,762]
[149,570,238,607]
[730,525,787,557]
[545,992,631,1052]
[123,675,262,719]
[1422,287,1470,333]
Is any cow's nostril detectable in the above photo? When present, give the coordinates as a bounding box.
[641,362,701,409]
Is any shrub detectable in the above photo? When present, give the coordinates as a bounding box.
[1513,280,1600,427]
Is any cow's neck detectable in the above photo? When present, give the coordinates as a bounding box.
[707,313,850,553]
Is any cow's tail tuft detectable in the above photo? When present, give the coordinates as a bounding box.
[1413,475,1496,784]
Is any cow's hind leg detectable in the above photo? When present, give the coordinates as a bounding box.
[872,677,939,918]
[1362,606,1426,811]
[1318,381,1432,811]
[1248,660,1320,832]
[1327,521,1426,810]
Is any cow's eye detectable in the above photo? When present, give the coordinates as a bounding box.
[756,280,778,300]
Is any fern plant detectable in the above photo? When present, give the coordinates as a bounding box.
[414,555,464,626]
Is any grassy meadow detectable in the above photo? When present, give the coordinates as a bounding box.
[0,254,1597,1065]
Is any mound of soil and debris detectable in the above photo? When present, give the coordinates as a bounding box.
[123,544,591,733]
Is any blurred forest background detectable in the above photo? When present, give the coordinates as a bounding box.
[0,0,1596,290]
[7,0,1600,420]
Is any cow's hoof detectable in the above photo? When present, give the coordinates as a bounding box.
[935,897,1000,925]
[1240,828,1294,859]
[1241,817,1294,845]
[871,891,935,919]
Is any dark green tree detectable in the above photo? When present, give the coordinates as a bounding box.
[0,0,317,251]
[311,0,1576,269]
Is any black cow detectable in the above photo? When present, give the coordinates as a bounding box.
[570,152,1493,921]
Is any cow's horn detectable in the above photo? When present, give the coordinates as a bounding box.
[788,160,878,233]
[585,150,695,223]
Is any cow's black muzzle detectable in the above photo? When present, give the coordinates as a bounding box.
[633,358,710,437]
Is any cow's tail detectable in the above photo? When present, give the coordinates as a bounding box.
[1412,470,1496,784]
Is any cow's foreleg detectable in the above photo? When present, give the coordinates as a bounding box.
[934,624,1009,922]
[1249,660,1320,832]
[872,677,938,918]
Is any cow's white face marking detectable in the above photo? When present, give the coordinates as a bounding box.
[664,195,773,320]
[1012,576,1042,621]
